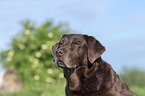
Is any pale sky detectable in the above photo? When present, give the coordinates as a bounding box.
[0,0,145,73]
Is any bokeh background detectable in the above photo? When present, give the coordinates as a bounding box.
[0,0,145,96]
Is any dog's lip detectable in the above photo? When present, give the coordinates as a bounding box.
[57,61,66,68]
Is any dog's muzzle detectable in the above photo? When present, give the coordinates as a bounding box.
[57,61,66,68]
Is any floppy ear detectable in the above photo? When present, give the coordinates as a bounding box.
[87,36,105,63]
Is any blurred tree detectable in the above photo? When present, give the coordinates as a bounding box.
[0,20,71,86]
[120,68,145,87]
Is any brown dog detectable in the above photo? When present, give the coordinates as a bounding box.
[51,34,137,96]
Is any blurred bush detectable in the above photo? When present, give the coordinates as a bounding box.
[0,20,144,95]
[0,20,71,90]
[120,68,145,87]
[120,68,145,96]
[131,86,145,96]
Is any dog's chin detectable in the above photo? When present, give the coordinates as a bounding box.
[57,61,66,68]
[56,61,77,69]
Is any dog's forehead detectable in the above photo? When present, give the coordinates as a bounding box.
[61,34,85,41]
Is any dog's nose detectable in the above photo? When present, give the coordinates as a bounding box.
[56,50,64,57]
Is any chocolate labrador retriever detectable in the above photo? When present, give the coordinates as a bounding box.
[51,34,137,96]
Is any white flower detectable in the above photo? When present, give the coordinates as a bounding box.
[46,78,55,83]
[34,59,39,63]
[34,75,40,80]
[24,29,30,35]
[20,37,26,42]
[32,62,38,68]
[6,57,12,62]
[59,73,64,78]
[47,69,53,74]
[48,32,53,38]
[46,78,52,83]
[29,57,35,62]
[19,44,25,49]
[8,50,14,57]
[35,52,41,58]
[41,44,47,50]
[32,59,39,68]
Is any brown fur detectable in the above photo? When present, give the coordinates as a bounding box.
[52,34,137,96]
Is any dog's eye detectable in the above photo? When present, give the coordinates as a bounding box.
[73,42,80,46]
[59,42,63,46]
[75,42,80,45]
[59,39,65,47]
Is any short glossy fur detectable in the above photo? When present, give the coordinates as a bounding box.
[51,34,137,96]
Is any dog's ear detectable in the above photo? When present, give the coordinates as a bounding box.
[87,36,105,63]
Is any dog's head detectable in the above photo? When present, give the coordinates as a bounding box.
[51,34,105,69]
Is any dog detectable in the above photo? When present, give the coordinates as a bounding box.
[51,34,137,96]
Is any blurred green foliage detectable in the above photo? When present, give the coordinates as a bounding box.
[0,20,144,95]
[0,81,65,96]
[120,68,145,96]
[0,20,71,95]
[131,86,145,96]
[120,68,145,87]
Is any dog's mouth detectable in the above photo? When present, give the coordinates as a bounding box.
[57,61,66,68]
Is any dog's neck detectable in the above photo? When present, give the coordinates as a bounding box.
[63,57,102,78]
[63,68,75,79]
[96,57,102,63]
[88,57,102,69]
[63,68,75,89]
[63,58,103,94]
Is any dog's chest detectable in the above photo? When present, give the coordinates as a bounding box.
[69,72,99,94]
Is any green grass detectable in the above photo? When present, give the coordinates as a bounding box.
[0,82,144,96]
[131,86,145,96]
[0,81,65,96]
